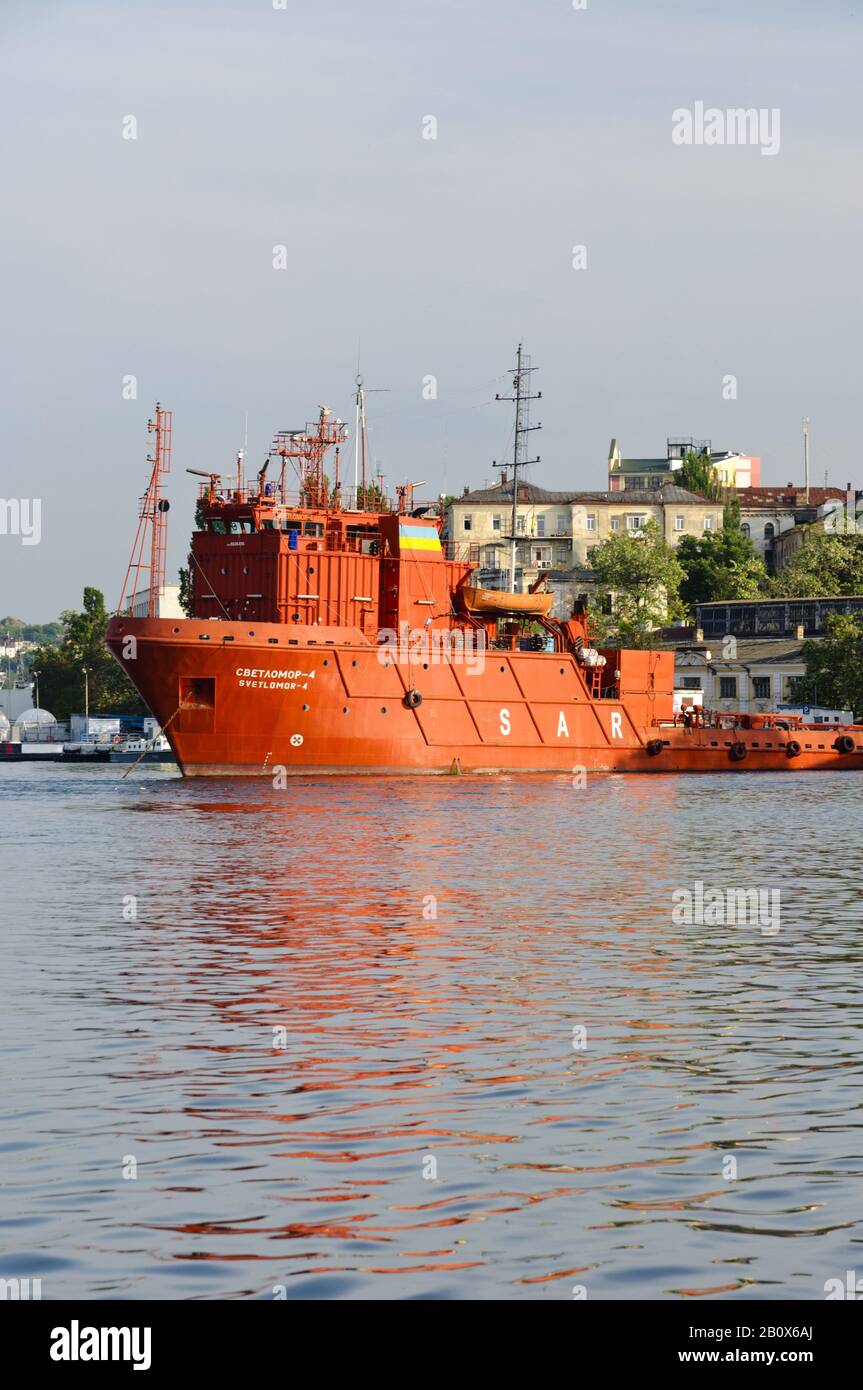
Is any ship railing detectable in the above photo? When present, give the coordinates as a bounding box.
[196,482,443,517]
[442,541,480,563]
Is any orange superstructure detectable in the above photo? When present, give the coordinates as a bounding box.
[106,401,863,777]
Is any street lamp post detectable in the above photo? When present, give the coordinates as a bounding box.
[82,667,90,738]
[32,669,40,739]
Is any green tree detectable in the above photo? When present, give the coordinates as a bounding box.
[0,616,63,648]
[676,496,769,611]
[588,519,684,647]
[675,450,724,502]
[178,497,208,617]
[30,587,146,720]
[356,481,386,510]
[795,613,863,717]
[771,532,863,597]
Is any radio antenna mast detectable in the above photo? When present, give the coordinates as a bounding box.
[493,344,541,592]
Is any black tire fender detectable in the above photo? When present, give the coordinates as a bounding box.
[786,739,801,758]
[729,741,747,761]
[403,689,423,710]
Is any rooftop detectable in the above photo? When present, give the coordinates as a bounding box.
[696,595,863,607]
[457,482,714,505]
[666,638,805,664]
[737,486,848,508]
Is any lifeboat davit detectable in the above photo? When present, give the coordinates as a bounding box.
[459,586,554,618]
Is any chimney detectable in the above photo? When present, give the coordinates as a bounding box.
[463,485,470,497]
[501,469,507,485]
[795,624,805,640]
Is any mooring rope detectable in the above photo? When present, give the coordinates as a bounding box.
[121,702,184,780]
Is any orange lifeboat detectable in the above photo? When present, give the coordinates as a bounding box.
[459,586,554,618]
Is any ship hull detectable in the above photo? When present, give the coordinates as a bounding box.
[106,617,863,778]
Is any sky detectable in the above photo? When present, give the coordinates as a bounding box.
[2,0,862,621]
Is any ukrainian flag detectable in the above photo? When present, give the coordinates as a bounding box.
[399,522,442,555]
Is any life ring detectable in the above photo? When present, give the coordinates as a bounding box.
[646,739,663,756]
[786,740,801,758]
[729,742,747,761]
[403,689,423,710]
[834,734,855,754]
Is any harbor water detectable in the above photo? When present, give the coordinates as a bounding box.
[1,763,862,1300]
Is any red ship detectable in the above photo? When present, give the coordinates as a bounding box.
[106,397,863,777]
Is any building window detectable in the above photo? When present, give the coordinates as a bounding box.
[482,548,499,567]
[463,514,472,532]
[675,514,685,531]
[492,514,501,532]
[741,522,750,537]
[516,516,525,533]
[764,522,775,540]
[557,513,567,534]
[586,513,596,532]
[610,517,620,531]
[555,544,569,564]
[536,515,545,537]
[784,676,804,701]
[704,515,714,531]
[682,677,702,689]
[753,676,771,700]
[626,514,646,532]
[719,676,737,699]
[651,477,662,488]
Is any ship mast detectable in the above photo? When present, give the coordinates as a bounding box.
[494,344,541,592]
[118,402,173,616]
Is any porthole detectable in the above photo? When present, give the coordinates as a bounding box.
[323,659,330,667]
[342,706,349,714]
[380,706,387,714]
[302,703,310,712]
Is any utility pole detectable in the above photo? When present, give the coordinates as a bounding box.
[83,667,90,735]
[353,376,390,509]
[802,415,810,504]
[493,344,542,591]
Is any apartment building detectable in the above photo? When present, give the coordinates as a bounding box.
[608,437,760,491]
[446,481,723,598]
[673,639,806,714]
